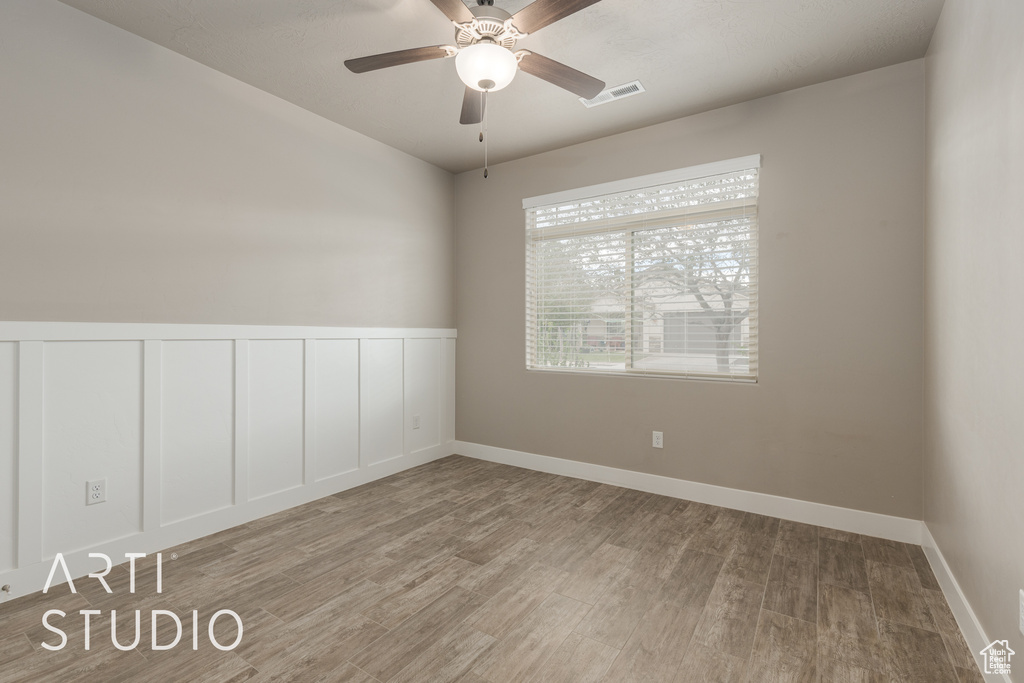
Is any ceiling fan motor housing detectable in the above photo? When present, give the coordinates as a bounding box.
[456,5,523,51]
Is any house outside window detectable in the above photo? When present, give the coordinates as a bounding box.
[525,155,760,382]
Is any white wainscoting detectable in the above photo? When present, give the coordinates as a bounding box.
[0,341,16,574]
[0,321,456,601]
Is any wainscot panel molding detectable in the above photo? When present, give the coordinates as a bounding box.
[0,321,456,601]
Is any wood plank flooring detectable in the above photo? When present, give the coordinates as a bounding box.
[0,456,982,682]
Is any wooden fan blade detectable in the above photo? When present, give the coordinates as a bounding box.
[460,87,484,125]
[518,52,605,99]
[345,45,451,73]
[511,0,603,34]
[428,0,475,24]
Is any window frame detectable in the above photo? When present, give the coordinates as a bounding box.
[523,155,760,383]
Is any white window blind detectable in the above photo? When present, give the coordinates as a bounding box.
[525,158,760,381]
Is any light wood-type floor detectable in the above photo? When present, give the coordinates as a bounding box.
[0,456,983,682]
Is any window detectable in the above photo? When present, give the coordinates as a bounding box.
[525,155,760,381]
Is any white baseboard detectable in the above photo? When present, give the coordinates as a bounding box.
[456,442,1007,679]
[8,432,999,683]
[922,525,1010,682]
[0,442,453,602]
[454,441,923,544]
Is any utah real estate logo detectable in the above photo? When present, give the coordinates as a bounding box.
[980,639,1014,676]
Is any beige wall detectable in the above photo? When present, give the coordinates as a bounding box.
[925,0,1024,659]
[456,61,925,519]
[0,0,455,329]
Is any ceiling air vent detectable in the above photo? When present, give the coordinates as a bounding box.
[580,80,645,108]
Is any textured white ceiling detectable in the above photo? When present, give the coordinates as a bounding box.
[58,0,944,172]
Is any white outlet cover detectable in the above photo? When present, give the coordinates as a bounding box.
[86,478,106,505]
[652,431,664,448]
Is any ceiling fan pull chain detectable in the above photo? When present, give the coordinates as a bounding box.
[483,90,489,179]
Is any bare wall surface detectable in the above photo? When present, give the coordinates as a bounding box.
[456,61,926,519]
[925,0,1024,661]
[0,0,455,329]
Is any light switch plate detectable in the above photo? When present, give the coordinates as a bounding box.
[1019,589,1023,636]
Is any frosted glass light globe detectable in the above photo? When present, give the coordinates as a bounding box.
[455,42,518,92]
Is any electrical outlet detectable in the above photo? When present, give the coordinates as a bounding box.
[1019,589,1023,636]
[652,431,663,449]
[86,479,106,505]
[413,414,421,430]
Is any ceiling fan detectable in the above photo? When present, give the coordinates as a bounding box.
[344,0,606,126]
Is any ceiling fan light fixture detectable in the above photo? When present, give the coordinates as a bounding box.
[456,42,518,92]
